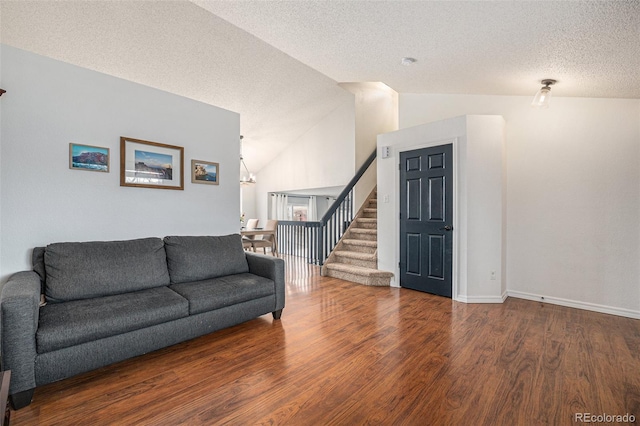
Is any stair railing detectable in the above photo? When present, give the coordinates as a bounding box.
[277,149,376,265]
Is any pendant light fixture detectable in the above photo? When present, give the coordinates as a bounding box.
[531,79,557,108]
[239,135,256,185]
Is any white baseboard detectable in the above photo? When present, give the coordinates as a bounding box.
[455,292,507,304]
[507,290,640,320]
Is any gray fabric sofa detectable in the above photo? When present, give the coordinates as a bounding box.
[0,234,285,409]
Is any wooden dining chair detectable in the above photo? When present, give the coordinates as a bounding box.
[250,219,278,256]
[242,219,259,250]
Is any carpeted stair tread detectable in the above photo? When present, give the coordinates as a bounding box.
[343,239,377,247]
[334,250,376,260]
[355,218,377,229]
[325,262,393,277]
[349,228,377,234]
[322,186,391,286]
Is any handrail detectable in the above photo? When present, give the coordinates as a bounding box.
[320,149,377,224]
[277,148,377,265]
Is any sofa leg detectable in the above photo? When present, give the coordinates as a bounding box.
[272,309,283,320]
[10,388,35,410]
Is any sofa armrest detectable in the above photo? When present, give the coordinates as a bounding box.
[245,253,285,312]
[1,271,40,395]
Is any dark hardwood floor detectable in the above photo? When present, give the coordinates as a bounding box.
[11,256,640,425]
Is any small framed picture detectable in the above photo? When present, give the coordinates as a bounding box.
[120,137,184,190]
[69,143,110,172]
[191,159,219,185]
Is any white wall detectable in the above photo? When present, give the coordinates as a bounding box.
[465,116,507,300]
[400,94,640,318]
[254,98,356,222]
[0,42,3,280]
[0,45,240,282]
[340,82,398,210]
[240,184,257,222]
[252,83,398,222]
[316,195,333,219]
[377,115,506,303]
[339,83,399,167]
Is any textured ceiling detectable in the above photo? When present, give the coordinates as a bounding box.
[0,0,353,172]
[2,1,639,174]
[195,0,640,99]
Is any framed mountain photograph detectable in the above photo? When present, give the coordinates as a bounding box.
[191,159,219,185]
[69,143,110,172]
[120,137,184,190]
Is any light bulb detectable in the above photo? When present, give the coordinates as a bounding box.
[531,79,556,109]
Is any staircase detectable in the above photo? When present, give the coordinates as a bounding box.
[321,188,393,286]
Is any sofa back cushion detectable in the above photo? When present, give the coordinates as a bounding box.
[32,246,47,294]
[44,237,170,303]
[163,234,249,284]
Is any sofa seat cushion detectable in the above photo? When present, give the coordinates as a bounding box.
[44,237,170,303]
[163,235,249,284]
[37,286,188,353]
[169,273,274,315]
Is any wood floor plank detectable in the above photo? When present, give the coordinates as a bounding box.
[10,256,640,425]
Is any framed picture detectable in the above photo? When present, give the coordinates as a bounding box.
[69,143,110,172]
[191,159,219,185]
[120,137,184,190]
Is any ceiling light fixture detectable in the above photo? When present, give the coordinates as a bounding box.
[239,135,256,185]
[531,79,557,109]
[401,57,417,66]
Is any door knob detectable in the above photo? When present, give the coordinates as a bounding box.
[440,225,453,231]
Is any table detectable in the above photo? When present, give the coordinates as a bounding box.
[241,228,278,255]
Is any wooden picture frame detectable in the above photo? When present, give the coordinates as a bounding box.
[120,136,184,190]
[191,159,219,185]
[69,143,110,172]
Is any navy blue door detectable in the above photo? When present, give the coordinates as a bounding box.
[399,144,453,297]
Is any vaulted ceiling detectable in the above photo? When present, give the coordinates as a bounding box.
[2,1,639,173]
[195,0,640,99]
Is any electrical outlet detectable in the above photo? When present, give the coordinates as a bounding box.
[490,271,496,280]
[383,195,389,203]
